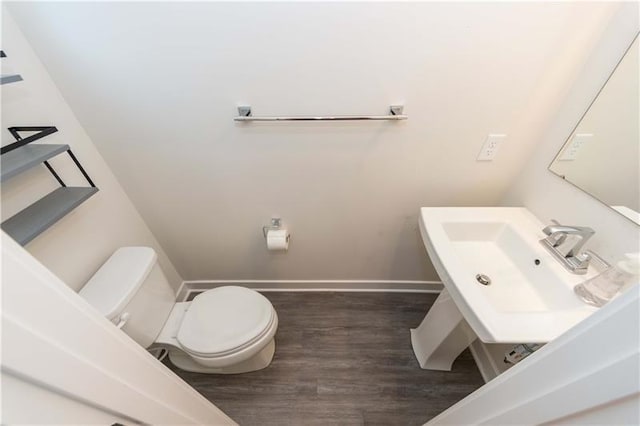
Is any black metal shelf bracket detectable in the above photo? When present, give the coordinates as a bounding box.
[66,149,96,187]
[4,126,59,154]
[3,126,96,188]
[43,160,66,187]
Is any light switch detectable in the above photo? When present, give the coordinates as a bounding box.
[559,133,592,161]
[477,134,506,161]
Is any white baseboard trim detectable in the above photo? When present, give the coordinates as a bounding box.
[468,339,502,383]
[177,280,443,301]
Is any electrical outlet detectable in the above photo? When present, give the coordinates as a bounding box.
[559,133,592,161]
[477,134,506,161]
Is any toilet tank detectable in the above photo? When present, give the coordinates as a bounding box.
[79,247,176,348]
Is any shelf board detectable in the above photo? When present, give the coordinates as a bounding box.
[1,74,23,85]
[1,144,70,182]
[2,186,99,246]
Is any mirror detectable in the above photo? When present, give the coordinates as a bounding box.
[549,35,639,225]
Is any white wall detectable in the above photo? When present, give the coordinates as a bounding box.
[1,9,182,291]
[6,2,620,282]
[502,3,640,264]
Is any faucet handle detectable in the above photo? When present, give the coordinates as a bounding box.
[571,251,592,273]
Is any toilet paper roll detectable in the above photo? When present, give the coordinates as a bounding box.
[266,229,289,251]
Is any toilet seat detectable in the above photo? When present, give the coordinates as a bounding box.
[176,286,275,358]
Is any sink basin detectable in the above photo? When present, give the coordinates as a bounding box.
[419,207,599,344]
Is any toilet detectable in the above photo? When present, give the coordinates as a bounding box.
[79,247,278,374]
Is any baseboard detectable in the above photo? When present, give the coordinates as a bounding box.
[469,339,503,383]
[177,280,443,302]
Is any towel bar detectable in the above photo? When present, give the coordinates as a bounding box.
[234,105,407,121]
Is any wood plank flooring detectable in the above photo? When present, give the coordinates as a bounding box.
[165,292,484,426]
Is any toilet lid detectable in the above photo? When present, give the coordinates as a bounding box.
[176,286,274,357]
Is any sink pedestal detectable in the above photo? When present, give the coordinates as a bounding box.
[410,289,477,371]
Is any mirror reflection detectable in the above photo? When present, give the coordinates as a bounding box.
[549,36,639,225]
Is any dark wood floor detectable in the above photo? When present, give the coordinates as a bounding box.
[165,292,484,426]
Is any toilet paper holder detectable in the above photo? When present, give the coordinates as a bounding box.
[263,217,289,241]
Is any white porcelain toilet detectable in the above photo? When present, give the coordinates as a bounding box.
[79,247,278,374]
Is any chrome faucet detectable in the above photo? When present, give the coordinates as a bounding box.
[540,221,595,274]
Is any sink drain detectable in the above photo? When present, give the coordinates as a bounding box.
[476,274,491,286]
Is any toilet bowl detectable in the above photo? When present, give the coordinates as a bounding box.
[79,247,278,374]
[155,286,278,373]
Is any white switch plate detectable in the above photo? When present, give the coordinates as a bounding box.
[559,133,592,161]
[477,134,506,161]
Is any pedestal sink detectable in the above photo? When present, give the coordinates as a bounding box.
[411,207,599,371]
